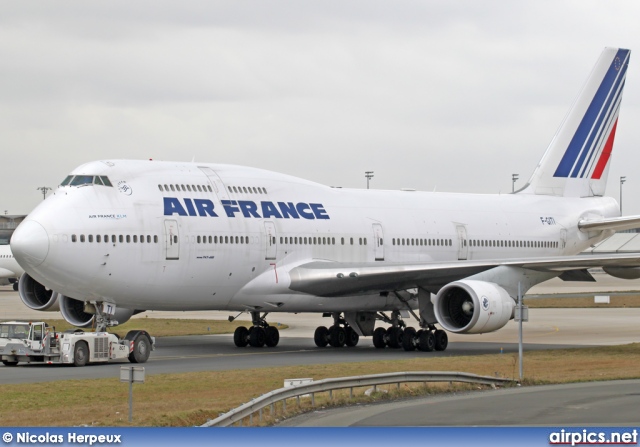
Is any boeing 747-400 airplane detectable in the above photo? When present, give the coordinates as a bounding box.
[0,245,23,290]
[10,47,640,352]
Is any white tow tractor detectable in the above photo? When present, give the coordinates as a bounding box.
[0,321,154,367]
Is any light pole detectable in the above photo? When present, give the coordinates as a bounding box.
[365,171,374,189]
[36,186,52,200]
[512,174,519,193]
[620,176,626,215]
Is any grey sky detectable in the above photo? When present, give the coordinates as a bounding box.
[2,1,640,215]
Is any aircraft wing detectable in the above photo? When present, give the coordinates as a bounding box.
[288,253,640,297]
[579,215,640,232]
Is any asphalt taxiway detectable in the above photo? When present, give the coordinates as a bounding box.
[280,379,640,426]
[1,281,640,384]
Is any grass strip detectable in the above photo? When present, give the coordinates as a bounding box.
[0,343,638,427]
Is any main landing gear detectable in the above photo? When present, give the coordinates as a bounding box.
[314,312,360,348]
[373,310,448,352]
[232,311,280,348]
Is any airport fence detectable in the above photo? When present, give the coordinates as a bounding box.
[201,371,516,427]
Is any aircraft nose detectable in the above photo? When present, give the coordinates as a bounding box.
[11,220,50,269]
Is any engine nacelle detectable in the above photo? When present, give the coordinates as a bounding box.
[603,266,640,280]
[59,296,138,328]
[433,280,515,334]
[18,273,60,311]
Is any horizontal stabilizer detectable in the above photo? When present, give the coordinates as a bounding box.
[578,215,640,232]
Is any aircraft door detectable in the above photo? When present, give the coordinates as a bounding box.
[198,167,229,201]
[264,221,277,260]
[164,219,180,260]
[456,225,468,260]
[372,223,384,261]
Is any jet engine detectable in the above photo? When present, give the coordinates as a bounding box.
[433,280,515,334]
[60,295,137,328]
[602,266,640,280]
[18,273,60,311]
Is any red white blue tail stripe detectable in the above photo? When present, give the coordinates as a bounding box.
[554,49,629,179]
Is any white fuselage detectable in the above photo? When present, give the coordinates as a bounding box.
[13,160,618,313]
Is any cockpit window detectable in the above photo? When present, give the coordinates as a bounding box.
[70,175,95,186]
[61,175,114,187]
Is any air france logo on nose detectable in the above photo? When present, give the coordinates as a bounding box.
[163,198,330,220]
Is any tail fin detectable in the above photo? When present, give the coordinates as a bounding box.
[520,47,630,197]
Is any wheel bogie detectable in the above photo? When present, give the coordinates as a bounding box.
[434,329,448,351]
[2,359,18,366]
[417,330,435,352]
[402,327,417,351]
[265,326,280,347]
[386,327,403,349]
[328,325,346,347]
[233,326,249,347]
[373,327,387,348]
[249,327,266,347]
[344,326,359,347]
[314,326,329,347]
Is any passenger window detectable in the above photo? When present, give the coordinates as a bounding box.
[72,234,77,242]
[126,235,131,243]
[80,235,85,243]
[133,235,138,243]
[154,235,158,243]
[96,235,101,243]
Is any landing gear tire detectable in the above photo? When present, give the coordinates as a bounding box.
[314,326,329,347]
[2,359,18,366]
[73,341,89,367]
[249,327,266,348]
[265,326,280,347]
[344,326,359,347]
[387,327,403,349]
[12,282,18,291]
[402,327,417,351]
[434,329,448,351]
[129,334,151,363]
[233,326,249,347]
[328,325,346,347]
[373,327,387,349]
[417,330,435,352]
